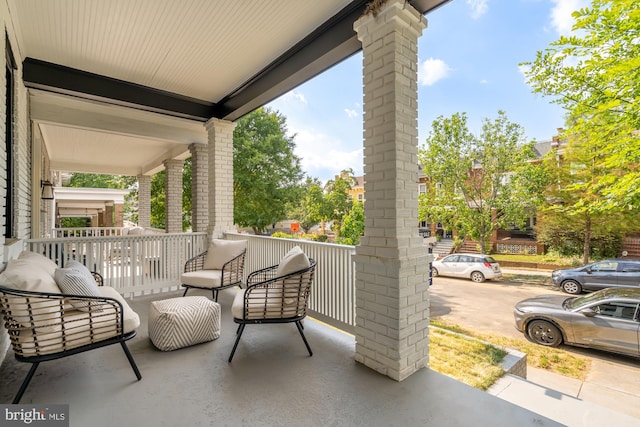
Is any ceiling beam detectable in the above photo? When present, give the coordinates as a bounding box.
[21,0,451,123]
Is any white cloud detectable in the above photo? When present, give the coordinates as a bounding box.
[480,79,489,84]
[290,127,363,182]
[550,0,590,36]
[344,108,358,119]
[281,90,307,105]
[467,0,488,19]
[419,58,452,86]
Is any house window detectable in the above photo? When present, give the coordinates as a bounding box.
[4,36,16,239]
[358,193,363,201]
[418,184,426,195]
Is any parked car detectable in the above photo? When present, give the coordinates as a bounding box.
[431,253,502,283]
[551,259,640,294]
[513,288,640,357]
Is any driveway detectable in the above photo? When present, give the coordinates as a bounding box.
[429,275,640,420]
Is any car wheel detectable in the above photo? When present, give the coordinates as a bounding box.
[527,319,563,347]
[470,271,485,283]
[561,280,582,294]
[431,267,439,277]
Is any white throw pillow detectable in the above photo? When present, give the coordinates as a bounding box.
[276,246,310,277]
[18,250,58,277]
[0,258,60,293]
[55,266,102,312]
[203,239,247,270]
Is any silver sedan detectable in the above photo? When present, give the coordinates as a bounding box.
[513,288,640,357]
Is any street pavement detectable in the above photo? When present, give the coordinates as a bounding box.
[429,269,640,425]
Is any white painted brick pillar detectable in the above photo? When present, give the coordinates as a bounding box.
[137,175,151,228]
[353,0,430,381]
[204,118,237,239]
[163,159,183,233]
[189,143,208,232]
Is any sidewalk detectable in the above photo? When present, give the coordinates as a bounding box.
[489,367,640,426]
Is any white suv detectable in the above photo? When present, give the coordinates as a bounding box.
[431,253,502,283]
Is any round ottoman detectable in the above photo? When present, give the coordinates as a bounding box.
[148,296,220,351]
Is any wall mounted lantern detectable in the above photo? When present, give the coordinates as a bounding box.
[41,180,54,200]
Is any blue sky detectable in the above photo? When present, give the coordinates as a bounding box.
[267,0,589,182]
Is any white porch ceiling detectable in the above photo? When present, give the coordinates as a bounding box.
[10,0,449,177]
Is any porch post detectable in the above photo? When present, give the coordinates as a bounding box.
[189,143,208,232]
[137,175,151,228]
[163,159,184,233]
[204,118,237,239]
[353,0,429,381]
[104,203,114,227]
[114,202,124,227]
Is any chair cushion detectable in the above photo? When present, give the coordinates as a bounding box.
[148,296,220,351]
[232,288,301,320]
[18,251,59,277]
[181,270,223,289]
[276,246,310,277]
[203,239,246,270]
[55,265,102,312]
[13,286,140,356]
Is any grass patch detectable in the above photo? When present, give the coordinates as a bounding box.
[431,319,590,381]
[491,254,581,266]
[429,326,507,390]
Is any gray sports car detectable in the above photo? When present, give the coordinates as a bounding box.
[513,288,640,357]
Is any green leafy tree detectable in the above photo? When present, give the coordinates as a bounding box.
[150,170,166,230]
[418,111,544,254]
[537,132,635,263]
[287,176,325,233]
[182,157,192,231]
[522,0,640,211]
[323,170,355,239]
[337,200,364,246]
[233,107,304,235]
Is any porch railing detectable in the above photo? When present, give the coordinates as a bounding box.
[225,232,356,333]
[27,232,208,296]
[51,226,165,237]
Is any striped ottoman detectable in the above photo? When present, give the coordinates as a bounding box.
[148,296,220,351]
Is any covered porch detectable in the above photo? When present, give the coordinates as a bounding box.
[0,287,556,426]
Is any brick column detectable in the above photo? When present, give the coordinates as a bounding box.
[104,203,114,227]
[114,202,124,227]
[189,143,208,232]
[353,0,430,381]
[164,159,184,233]
[204,118,236,239]
[137,175,151,228]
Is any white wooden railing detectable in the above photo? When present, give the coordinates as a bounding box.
[27,232,208,296]
[52,227,165,237]
[225,232,356,332]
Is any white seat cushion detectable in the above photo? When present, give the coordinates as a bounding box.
[148,296,220,351]
[232,288,301,320]
[18,251,59,277]
[181,270,223,289]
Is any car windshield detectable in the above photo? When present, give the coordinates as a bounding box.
[565,289,640,310]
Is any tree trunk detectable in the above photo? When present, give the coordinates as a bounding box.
[583,219,591,265]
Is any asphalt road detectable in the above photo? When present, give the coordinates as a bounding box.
[429,275,640,420]
[429,274,559,340]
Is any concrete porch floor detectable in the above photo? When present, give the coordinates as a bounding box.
[0,289,560,427]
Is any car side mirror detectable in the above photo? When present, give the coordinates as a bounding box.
[585,267,592,274]
[581,308,597,317]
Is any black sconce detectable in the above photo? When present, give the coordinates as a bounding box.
[41,180,54,200]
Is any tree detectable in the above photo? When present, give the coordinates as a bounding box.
[323,170,355,239]
[337,200,364,246]
[150,170,166,230]
[233,107,304,235]
[418,111,544,254]
[522,0,640,211]
[287,176,325,233]
[537,132,635,263]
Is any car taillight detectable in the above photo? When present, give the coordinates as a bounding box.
[484,262,491,268]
